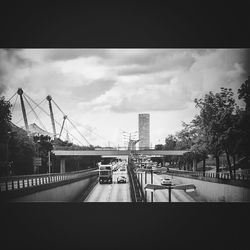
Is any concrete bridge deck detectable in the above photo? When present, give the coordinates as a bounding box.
[52,149,189,156]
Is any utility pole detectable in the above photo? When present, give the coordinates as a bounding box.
[17,88,29,133]
[46,95,57,139]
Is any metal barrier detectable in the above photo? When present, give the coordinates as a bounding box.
[167,169,250,181]
[0,168,98,193]
[127,163,145,202]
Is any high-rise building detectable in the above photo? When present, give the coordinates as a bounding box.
[138,114,150,149]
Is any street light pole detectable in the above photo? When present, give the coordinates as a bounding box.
[144,183,196,203]
[6,131,12,176]
[48,150,51,174]
[168,187,171,202]
[145,169,147,202]
[6,134,9,176]
[141,172,143,194]
[151,169,153,202]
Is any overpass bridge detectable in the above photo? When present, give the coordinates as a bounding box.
[53,149,190,173]
[53,149,190,156]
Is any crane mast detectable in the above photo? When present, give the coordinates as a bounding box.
[17,88,29,134]
[46,95,57,139]
[59,115,67,139]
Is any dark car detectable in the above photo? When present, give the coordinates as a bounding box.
[117,176,127,183]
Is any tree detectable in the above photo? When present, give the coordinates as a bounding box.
[164,135,177,150]
[175,122,200,170]
[0,97,12,175]
[0,96,12,140]
[238,76,250,113]
[33,135,53,173]
[189,127,208,175]
[8,125,36,175]
[194,87,237,177]
[155,144,164,150]
[234,76,250,169]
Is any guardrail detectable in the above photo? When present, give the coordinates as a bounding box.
[166,169,250,181]
[0,168,98,193]
[127,163,145,202]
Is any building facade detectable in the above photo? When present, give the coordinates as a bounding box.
[138,114,150,149]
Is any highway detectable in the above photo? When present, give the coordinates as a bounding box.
[84,161,199,202]
[140,172,196,202]
[84,163,131,202]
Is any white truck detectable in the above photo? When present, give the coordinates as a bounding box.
[99,164,113,184]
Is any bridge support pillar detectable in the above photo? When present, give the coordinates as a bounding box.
[60,158,66,173]
[162,157,166,169]
[192,158,197,171]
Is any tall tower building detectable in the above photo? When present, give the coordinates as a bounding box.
[138,114,150,149]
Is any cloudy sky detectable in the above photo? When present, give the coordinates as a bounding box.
[0,49,249,147]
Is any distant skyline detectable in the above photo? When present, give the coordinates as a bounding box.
[0,49,249,146]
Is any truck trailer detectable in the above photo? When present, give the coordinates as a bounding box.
[99,164,113,184]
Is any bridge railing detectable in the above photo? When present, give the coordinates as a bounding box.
[0,168,98,193]
[53,146,189,151]
[53,146,133,151]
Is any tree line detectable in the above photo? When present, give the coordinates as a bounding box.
[155,76,250,178]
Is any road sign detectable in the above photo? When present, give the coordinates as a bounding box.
[144,183,196,202]
[33,157,42,166]
[144,183,196,192]
[144,184,169,191]
[173,184,196,192]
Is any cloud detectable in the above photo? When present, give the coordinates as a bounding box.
[0,49,31,94]
[1,48,249,116]
[77,49,249,113]
[111,49,195,75]
[190,49,250,98]
[45,49,110,61]
[0,84,5,95]
[1,48,249,146]
[71,79,116,102]
[81,76,194,113]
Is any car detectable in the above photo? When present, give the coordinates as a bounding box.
[160,177,172,186]
[117,176,127,183]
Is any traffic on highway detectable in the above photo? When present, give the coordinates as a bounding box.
[84,159,131,202]
[83,156,200,202]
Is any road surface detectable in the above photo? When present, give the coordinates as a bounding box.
[139,172,197,202]
[84,164,131,202]
[84,162,199,202]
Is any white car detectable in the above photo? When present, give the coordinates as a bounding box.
[117,176,127,183]
[160,177,172,186]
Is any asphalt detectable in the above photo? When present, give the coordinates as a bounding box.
[84,166,131,202]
